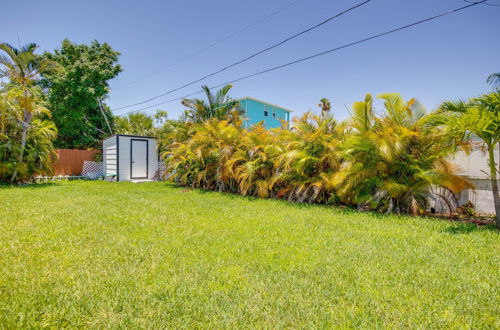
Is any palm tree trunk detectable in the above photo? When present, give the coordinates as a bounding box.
[488,146,500,229]
[10,111,31,182]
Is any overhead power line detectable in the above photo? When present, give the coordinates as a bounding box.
[114,0,303,90]
[112,0,372,111]
[463,0,500,6]
[118,0,486,117]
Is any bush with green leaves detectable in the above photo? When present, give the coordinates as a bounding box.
[0,87,57,182]
[0,42,58,183]
[163,93,470,216]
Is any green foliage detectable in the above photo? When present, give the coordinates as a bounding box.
[0,87,57,182]
[41,39,122,148]
[0,181,498,327]
[487,72,500,88]
[438,91,500,228]
[181,84,243,123]
[318,97,331,113]
[334,93,470,215]
[114,110,184,154]
[164,93,469,215]
[114,112,155,136]
[114,109,170,137]
[0,42,58,182]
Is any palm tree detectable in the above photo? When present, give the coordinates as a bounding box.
[318,98,331,115]
[114,112,155,136]
[0,43,57,181]
[181,85,243,123]
[0,87,57,181]
[334,93,470,214]
[487,73,500,88]
[439,91,500,229]
[229,123,283,198]
[274,112,343,203]
[166,118,243,191]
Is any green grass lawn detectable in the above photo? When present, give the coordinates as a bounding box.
[0,181,498,328]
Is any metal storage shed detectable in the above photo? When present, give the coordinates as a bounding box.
[103,134,158,182]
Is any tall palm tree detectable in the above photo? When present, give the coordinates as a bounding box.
[318,98,331,115]
[0,87,57,181]
[181,84,243,123]
[439,91,500,229]
[0,43,57,181]
[487,73,500,88]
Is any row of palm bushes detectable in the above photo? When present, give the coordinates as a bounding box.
[163,91,478,217]
[0,43,58,182]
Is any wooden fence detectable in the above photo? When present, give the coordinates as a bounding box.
[52,149,100,176]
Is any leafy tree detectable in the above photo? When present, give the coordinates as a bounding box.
[439,91,500,229]
[0,42,58,182]
[41,39,122,149]
[181,84,243,123]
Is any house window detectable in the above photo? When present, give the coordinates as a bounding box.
[272,108,276,119]
[264,106,268,117]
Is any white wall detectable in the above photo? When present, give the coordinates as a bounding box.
[458,178,498,214]
[117,136,158,182]
[451,148,499,179]
[449,147,499,214]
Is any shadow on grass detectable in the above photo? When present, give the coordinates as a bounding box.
[444,223,498,235]
[167,183,364,214]
[0,182,58,189]
[163,183,500,230]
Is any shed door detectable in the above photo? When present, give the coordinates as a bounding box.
[131,139,148,179]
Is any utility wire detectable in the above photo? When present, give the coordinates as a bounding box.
[112,0,372,111]
[117,0,486,117]
[464,0,500,6]
[114,0,303,90]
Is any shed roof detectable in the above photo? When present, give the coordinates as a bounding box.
[104,134,156,141]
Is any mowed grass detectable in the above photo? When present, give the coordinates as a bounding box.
[0,181,498,328]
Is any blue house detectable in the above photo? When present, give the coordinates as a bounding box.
[236,97,292,129]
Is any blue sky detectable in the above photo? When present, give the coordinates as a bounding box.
[1,0,499,120]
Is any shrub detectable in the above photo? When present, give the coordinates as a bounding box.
[0,88,57,182]
[163,93,471,215]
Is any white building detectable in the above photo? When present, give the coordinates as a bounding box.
[103,135,158,182]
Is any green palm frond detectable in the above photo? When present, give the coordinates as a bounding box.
[487,72,500,88]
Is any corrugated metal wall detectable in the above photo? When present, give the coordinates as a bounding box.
[103,137,117,178]
[52,149,100,175]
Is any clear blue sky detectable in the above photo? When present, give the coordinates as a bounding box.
[1,0,499,120]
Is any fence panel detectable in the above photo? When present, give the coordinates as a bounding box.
[52,149,100,175]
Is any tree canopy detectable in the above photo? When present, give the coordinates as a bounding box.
[41,39,122,149]
[181,85,243,124]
